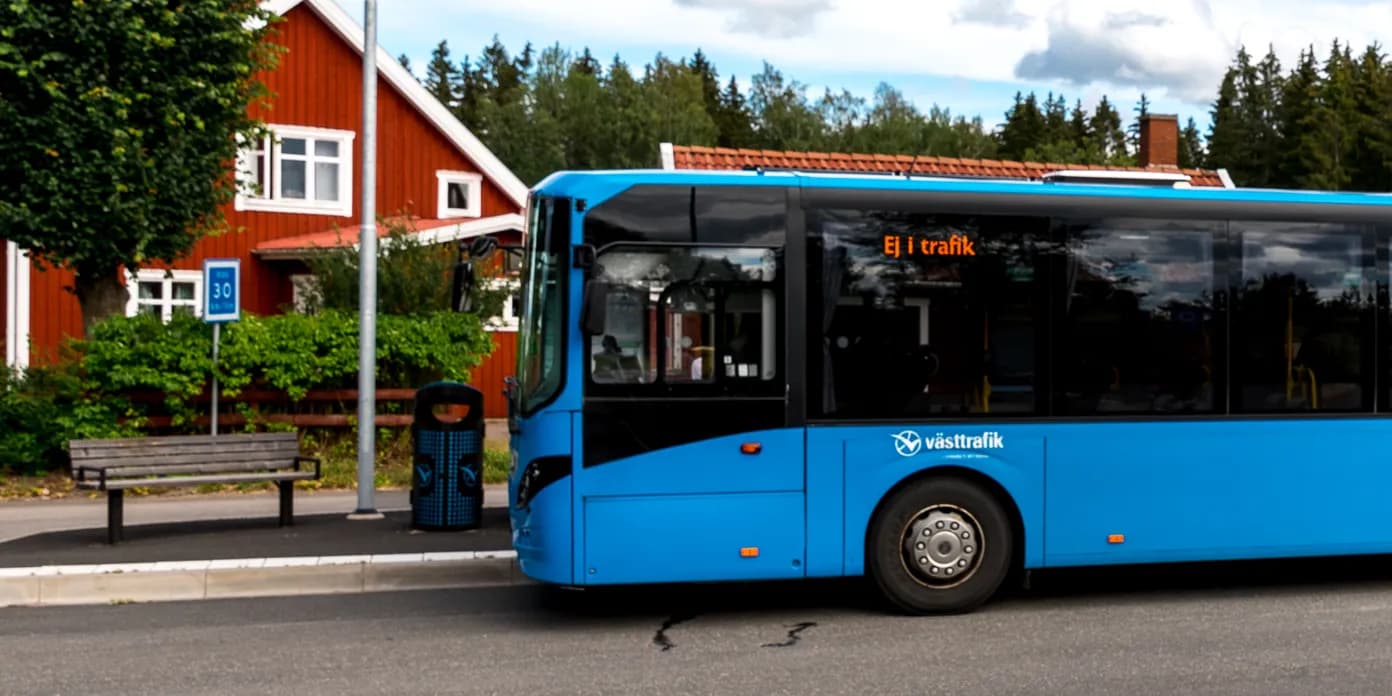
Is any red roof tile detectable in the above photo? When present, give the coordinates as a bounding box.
[668,145,1226,187]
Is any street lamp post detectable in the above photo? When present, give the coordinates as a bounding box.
[350,0,382,520]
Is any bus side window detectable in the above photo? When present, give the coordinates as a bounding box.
[590,286,650,384]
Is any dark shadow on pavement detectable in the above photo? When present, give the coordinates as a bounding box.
[0,507,512,567]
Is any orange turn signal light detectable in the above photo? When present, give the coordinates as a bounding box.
[740,442,762,455]
[740,547,759,558]
[1107,534,1125,544]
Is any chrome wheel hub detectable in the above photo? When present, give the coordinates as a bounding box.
[902,506,982,587]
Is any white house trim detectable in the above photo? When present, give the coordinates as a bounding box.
[251,212,525,260]
[261,0,530,208]
[659,142,676,170]
[1216,168,1236,188]
[410,213,524,249]
[436,170,484,219]
[4,240,30,369]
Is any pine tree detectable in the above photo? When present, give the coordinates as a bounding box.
[715,76,756,148]
[1127,92,1151,156]
[1206,64,1245,184]
[1177,117,1205,169]
[1277,46,1322,188]
[1303,41,1357,190]
[1350,44,1392,191]
[1235,46,1284,186]
[423,40,459,110]
[1088,96,1127,163]
[997,92,1045,160]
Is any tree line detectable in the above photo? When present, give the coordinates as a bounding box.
[402,38,1392,191]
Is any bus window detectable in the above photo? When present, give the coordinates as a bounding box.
[585,244,781,392]
[808,208,1046,420]
[1054,218,1221,416]
[1231,221,1374,413]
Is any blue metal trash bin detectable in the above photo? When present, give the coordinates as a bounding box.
[410,381,485,531]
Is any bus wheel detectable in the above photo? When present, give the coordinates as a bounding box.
[867,476,1012,615]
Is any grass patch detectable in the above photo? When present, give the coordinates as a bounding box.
[0,427,511,501]
[0,468,77,500]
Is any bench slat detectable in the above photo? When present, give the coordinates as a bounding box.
[74,470,320,491]
[71,448,303,471]
[74,459,305,479]
[68,432,297,449]
[69,440,300,462]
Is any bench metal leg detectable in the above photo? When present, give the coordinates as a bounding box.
[107,490,123,545]
[278,481,293,527]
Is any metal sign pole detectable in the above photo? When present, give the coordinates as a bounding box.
[351,0,382,520]
[211,323,220,436]
[203,258,239,436]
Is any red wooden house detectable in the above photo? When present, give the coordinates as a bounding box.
[2,0,528,417]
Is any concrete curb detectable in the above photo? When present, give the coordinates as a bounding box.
[0,550,529,608]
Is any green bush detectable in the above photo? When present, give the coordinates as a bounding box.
[0,308,496,475]
[297,217,510,320]
[0,361,140,475]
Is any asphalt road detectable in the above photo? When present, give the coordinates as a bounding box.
[6,557,1392,695]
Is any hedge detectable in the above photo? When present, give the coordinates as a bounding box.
[0,309,494,475]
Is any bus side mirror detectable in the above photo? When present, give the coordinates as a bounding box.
[451,261,475,312]
[449,237,501,313]
[581,280,608,335]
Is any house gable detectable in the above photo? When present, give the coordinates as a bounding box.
[260,0,528,208]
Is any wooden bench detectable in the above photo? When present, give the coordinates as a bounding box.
[68,432,322,545]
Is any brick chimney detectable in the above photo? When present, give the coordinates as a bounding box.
[1138,114,1179,169]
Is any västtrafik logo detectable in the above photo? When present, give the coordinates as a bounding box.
[892,431,1004,457]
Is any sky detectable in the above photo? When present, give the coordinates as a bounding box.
[340,0,1392,140]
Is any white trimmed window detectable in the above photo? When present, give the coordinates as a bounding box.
[235,125,356,217]
[126,269,202,321]
[437,170,483,219]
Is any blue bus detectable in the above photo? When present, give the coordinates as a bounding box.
[454,167,1392,614]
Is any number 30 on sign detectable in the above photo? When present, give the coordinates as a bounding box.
[203,258,241,323]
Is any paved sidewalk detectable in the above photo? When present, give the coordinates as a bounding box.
[0,485,507,543]
[0,485,525,608]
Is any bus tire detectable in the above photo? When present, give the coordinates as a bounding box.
[867,476,1013,615]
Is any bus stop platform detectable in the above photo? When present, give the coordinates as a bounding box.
[0,506,513,568]
[0,488,523,607]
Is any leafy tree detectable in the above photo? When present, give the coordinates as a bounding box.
[0,0,282,337]
[747,62,825,151]
[644,54,718,148]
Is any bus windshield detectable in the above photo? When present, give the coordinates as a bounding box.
[516,195,568,416]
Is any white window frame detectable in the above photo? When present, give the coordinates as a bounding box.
[483,277,520,332]
[235,124,356,218]
[126,269,203,321]
[437,170,483,219]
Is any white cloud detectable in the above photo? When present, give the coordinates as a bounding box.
[363,0,1392,108]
